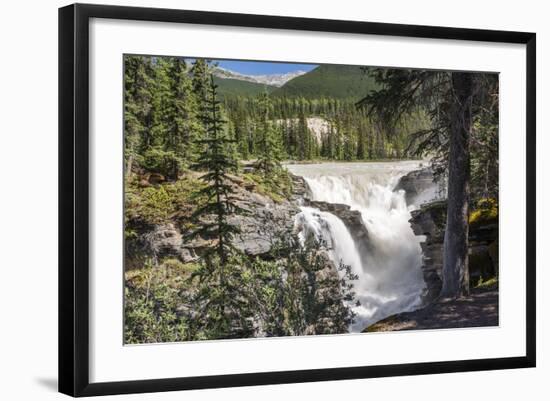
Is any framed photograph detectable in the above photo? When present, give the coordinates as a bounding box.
[59,3,536,397]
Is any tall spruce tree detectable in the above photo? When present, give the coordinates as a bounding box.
[191,59,209,131]
[188,75,253,339]
[190,74,243,264]
[168,58,199,168]
[190,59,212,162]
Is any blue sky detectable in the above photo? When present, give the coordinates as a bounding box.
[215,60,317,76]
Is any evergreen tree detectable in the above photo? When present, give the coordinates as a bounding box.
[191,59,209,105]
[191,59,209,127]
[297,113,309,160]
[187,75,250,338]
[255,91,283,176]
[150,57,197,177]
[190,74,243,264]
[190,59,210,158]
[169,58,199,166]
[145,57,180,178]
[124,55,154,179]
[356,119,366,160]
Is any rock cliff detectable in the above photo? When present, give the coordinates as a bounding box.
[394,166,442,206]
[409,200,498,303]
[304,199,372,264]
[127,175,303,267]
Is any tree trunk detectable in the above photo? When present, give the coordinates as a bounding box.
[440,72,473,298]
[125,142,134,181]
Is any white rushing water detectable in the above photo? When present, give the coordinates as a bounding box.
[287,161,434,332]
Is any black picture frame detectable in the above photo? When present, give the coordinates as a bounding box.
[59,3,536,397]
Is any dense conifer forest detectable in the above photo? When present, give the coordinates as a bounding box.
[124,55,431,174]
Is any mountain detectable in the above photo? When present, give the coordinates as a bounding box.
[272,64,379,100]
[213,76,276,97]
[210,64,378,99]
[213,66,308,87]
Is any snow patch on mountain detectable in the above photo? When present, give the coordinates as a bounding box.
[213,67,307,87]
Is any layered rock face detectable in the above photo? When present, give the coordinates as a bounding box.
[409,201,448,302]
[127,178,302,267]
[409,200,498,303]
[288,172,311,201]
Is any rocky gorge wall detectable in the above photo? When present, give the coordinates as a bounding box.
[396,168,499,303]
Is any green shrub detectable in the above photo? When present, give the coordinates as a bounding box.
[124,259,198,344]
[125,173,206,225]
[242,168,293,202]
[475,276,498,290]
[469,198,498,227]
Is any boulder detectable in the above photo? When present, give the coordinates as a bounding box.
[305,199,372,266]
[409,200,447,242]
[229,200,299,257]
[139,223,199,263]
[395,167,439,205]
[306,200,369,242]
[148,172,166,185]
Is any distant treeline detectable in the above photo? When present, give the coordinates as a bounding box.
[223,96,429,161]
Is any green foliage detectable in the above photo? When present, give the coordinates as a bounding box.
[223,94,422,162]
[191,59,209,101]
[243,169,293,203]
[124,55,155,177]
[139,147,180,177]
[156,230,357,341]
[469,198,498,227]
[359,68,499,200]
[150,57,198,178]
[124,224,359,342]
[125,174,206,225]
[124,259,198,344]
[255,92,281,168]
[187,252,257,339]
[124,56,202,180]
[265,230,358,336]
[475,276,498,290]
[470,82,499,200]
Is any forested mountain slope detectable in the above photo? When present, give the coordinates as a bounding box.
[213,76,277,97]
[272,64,380,99]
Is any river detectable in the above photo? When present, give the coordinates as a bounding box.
[287,161,437,332]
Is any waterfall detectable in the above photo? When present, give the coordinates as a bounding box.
[295,206,365,279]
[288,161,430,332]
